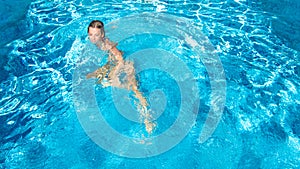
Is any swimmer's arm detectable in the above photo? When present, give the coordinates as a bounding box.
[110,46,124,63]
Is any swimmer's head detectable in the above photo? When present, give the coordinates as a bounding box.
[88,20,105,44]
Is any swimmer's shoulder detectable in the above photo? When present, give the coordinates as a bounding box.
[103,38,117,50]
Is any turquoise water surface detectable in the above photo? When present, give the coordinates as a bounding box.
[1,0,300,168]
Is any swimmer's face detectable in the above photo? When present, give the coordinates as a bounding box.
[88,27,104,44]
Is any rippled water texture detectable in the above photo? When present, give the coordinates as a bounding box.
[1,0,300,168]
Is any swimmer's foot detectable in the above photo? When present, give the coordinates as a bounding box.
[144,119,156,135]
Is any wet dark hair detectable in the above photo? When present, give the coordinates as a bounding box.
[87,20,104,33]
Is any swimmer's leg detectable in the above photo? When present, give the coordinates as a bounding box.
[131,83,148,107]
[128,73,157,134]
[108,61,156,134]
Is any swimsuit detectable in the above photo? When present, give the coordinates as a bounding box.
[94,57,117,84]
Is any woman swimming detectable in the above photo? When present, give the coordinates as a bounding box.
[85,20,156,134]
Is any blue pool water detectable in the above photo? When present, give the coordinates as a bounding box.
[1,0,300,168]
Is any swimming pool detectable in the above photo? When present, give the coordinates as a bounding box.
[1,0,299,168]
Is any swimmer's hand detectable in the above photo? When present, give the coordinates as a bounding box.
[86,71,98,79]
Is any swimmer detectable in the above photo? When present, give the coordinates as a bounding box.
[85,20,156,134]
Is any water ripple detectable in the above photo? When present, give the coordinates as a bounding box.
[1,0,299,168]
